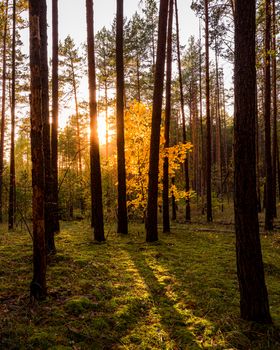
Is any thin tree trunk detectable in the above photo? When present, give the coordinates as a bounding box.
[0,0,8,223]
[264,0,273,230]
[205,0,212,222]
[116,0,128,234]
[8,0,16,231]
[234,0,271,323]
[272,0,277,217]
[40,0,55,254]
[86,0,105,241]
[51,0,60,233]
[162,0,173,233]
[175,0,190,222]
[145,0,169,242]
[199,19,205,214]
[29,0,47,300]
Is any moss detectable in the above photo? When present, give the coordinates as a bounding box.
[1,221,280,349]
[64,296,96,315]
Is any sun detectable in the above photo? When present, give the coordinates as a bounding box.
[97,114,107,146]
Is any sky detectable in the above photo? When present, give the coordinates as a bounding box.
[52,0,200,47]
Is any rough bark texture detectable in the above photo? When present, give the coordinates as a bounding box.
[29,0,47,300]
[0,0,8,223]
[162,0,173,233]
[205,0,212,222]
[264,0,274,230]
[116,0,128,234]
[145,0,169,242]
[175,0,191,222]
[51,0,60,234]
[234,0,271,323]
[8,0,16,231]
[86,0,105,242]
[40,0,56,254]
[272,0,277,214]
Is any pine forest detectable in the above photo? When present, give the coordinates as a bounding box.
[0,0,280,348]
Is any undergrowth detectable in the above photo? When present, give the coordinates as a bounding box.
[1,221,280,349]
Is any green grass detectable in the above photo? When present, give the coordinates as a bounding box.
[1,220,280,349]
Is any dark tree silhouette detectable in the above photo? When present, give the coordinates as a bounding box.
[0,0,8,224]
[51,0,60,234]
[146,0,169,242]
[40,0,56,254]
[175,0,191,222]
[234,0,272,323]
[86,0,105,242]
[162,0,173,233]
[8,0,16,230]
[116,0,128,234]
[264,0,274,230]
[204,0,212,222]
[29,0,47,300]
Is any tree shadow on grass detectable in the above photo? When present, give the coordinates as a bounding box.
[125,247,206,349]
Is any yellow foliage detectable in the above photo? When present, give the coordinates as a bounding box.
[107,101,193,213]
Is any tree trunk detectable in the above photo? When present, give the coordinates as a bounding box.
[264,0,273,230]
[86,0,105,242]
[0,0,8,223]
[162,0,173,233]
[8,0,16,231]
[205,0,212,222]
[51,0,60,233]
[40,0,56,254]
[271,0,277,216]
[145,0,169,242]
[116,0,128,234]
[175,0,190,222]
[29,0,47,300]
[234,0,271,323]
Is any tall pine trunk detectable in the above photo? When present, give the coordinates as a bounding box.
[264,0,273,230]
[40,0,55,254]
[29,0,47,300]
[162,0,173,233]
[175,0,190,222]
[8,0,16,230]
[272,0,278,214]
[116,0,128,234]
[145,0,169,242]
[205,0,212,222]
[234,0,271,323]
[51,0,60,233]
[86,0,105,242]
[0,0,8,223]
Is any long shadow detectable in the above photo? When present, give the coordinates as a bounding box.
[125,247,202,349]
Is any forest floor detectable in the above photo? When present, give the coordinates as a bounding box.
[1,217,280,349]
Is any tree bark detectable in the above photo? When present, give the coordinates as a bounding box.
[145,0,169,242]
[264,0,274,230]
[234,0,271,323]
[205,0,212,222]
[116,0,128,234]
[8,0,16,231]
[51,0,60,234]
[162,0,173,233]
[175,0,191,222]
[29,0,47,300]
[271,0,278,215]
[0,0,8,223]
[40,0,56,254]
[86,0,105,242]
